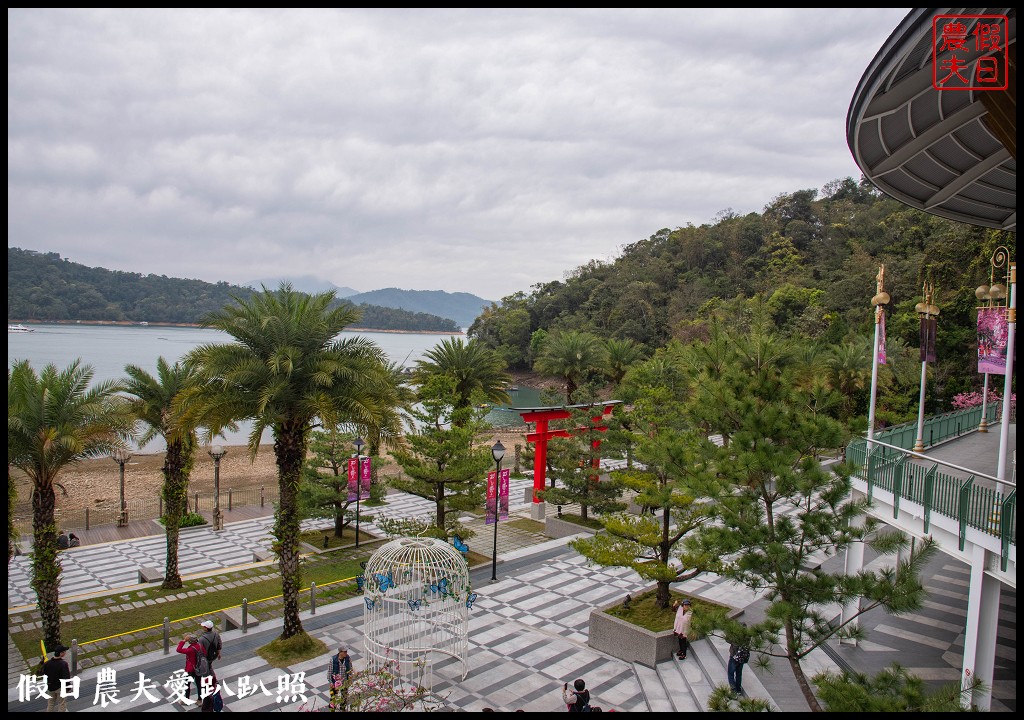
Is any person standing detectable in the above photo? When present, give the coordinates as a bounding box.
[327,645,353,711]
[562,678,590,712]
[42,644,71,712]
[198,620,222,673]
[672,599,692,660]
[175,633,203,705]
[727,627,750,694]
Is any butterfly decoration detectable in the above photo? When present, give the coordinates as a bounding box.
[355,575,365,592]
[374,572,394,593]
[466,592,478,610]
[407,598,423,611]
[429,577,450,596]
[364,596,377,610]
[452,535,469,553]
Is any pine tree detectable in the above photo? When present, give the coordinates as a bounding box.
[298,428,361,538]
[390,376,493,538]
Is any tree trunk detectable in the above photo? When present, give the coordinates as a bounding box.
[31,477,62,650]
[161,440,188,590]
[785,621,822,711]
[275,423,307,639]
[334,501,346,538]
[435,485,446,536]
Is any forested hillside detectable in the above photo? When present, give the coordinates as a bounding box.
[7,248,459,332]
[346,288,491,327]
[469,177,1014,416]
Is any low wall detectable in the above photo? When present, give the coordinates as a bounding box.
[544,515,599,539]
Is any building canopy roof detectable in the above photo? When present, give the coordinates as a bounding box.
[847,8,1016,231]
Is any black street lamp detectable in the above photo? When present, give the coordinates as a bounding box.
[354,437,365,549]
[208,445,227,531]
[111,449,132,528]
[490,440,505,583]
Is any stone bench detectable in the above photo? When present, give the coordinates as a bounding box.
[252,549,274,563]
[138,566,163,583]
[221,606,259,631]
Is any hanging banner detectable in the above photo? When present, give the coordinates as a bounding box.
[360,456,372,500]
[485,470,498,525]
[498,468,511,520]
[977,306,1008,375]
[347,457,359,502]
[919,316,937,363]
[877,310,887,365]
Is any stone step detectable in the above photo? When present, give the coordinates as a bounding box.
[656,657,700,711]
[631,662,675,712]
[681,639,719,710]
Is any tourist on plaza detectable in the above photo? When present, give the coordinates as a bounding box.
[327,644,353,711]
[68,532,81,547]
[198,619,222,672]
[727,624,750,694]
[56,532,70,550]
[42,644,71,712]
[562,678,591,712]
[672,598,692,660]
[175,633,204,704]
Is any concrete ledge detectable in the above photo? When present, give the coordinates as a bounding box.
[544,515,598,539]
[222,606,259,631]
[138,566,163,583]
[252,549,274,562]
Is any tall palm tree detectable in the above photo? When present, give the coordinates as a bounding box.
[534,330,608,404]
[826,339,871,420]
[121,357,201,589]
[412,337,511,414]
[7,360,133,650]
[182,285,400,640]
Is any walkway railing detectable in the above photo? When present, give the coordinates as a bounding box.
[846,434,1015,571]
[867,404,998,452]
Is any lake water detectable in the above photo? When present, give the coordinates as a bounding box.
[7,323,538,450]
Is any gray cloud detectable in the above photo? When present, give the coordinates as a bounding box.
[8,8,910,299]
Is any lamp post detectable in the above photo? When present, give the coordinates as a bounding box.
[354,436,365,549]
[867,265,890,452]
[913,281,940,453]
[208,445,227,531]
[490,440,505,583]
[111,449,132,528]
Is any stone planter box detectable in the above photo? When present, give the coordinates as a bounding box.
[544,515,599,539]
[588,588,742,667]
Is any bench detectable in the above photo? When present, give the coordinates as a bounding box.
[221,606,259,631]
[138,566,163,583]
[252,549,274,563]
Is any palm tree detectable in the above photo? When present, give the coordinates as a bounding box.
[412,337,511,414]
[7,360,133,650]
[183,285,400,640]
[121,357,202,589]
[534,330,608,404]
[605,338,644,387]
[826,339,871,420]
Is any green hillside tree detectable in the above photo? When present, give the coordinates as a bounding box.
[412,337,510,419]
[534,330,608,404]
[298,428,360,539]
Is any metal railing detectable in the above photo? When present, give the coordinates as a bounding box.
[846,434,1015,571]
[868,404,999,452]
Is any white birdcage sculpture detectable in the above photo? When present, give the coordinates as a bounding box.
[362,537,475,690]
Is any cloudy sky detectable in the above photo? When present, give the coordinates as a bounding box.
[8,8,910,300]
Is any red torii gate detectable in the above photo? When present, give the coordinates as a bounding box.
[517,400,621,504]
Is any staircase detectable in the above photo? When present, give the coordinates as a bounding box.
[632,637,773,712]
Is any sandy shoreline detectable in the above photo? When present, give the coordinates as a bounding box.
[10,319,464,335]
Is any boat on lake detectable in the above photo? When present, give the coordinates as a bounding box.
[8,324,34,333]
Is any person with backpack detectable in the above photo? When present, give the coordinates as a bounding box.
[562,678,591,712]
[198,619,222,672]
[327,645,353,711]
[727,624,751,694]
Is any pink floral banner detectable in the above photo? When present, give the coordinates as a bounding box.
[977,306,1008,374]
[877,311,887,366]
[347,457,359,502]
[485,470,497,525]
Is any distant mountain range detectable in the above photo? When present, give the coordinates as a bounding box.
[246,279,492,327]
[345,288,492,328]
[8,249,460,332]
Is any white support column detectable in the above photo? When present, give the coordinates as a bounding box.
[995,264,1015,496]
[839,507,866,645]
[961,544,1001,710]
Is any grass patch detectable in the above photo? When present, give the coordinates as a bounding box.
[299,526,374,550]
[8,553,367,664]
[605,589,725,632]
[257,631,328,667]
[554,512,604,531]
[506,518,544,534]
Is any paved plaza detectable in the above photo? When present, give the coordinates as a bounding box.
[7,439,1017,712]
